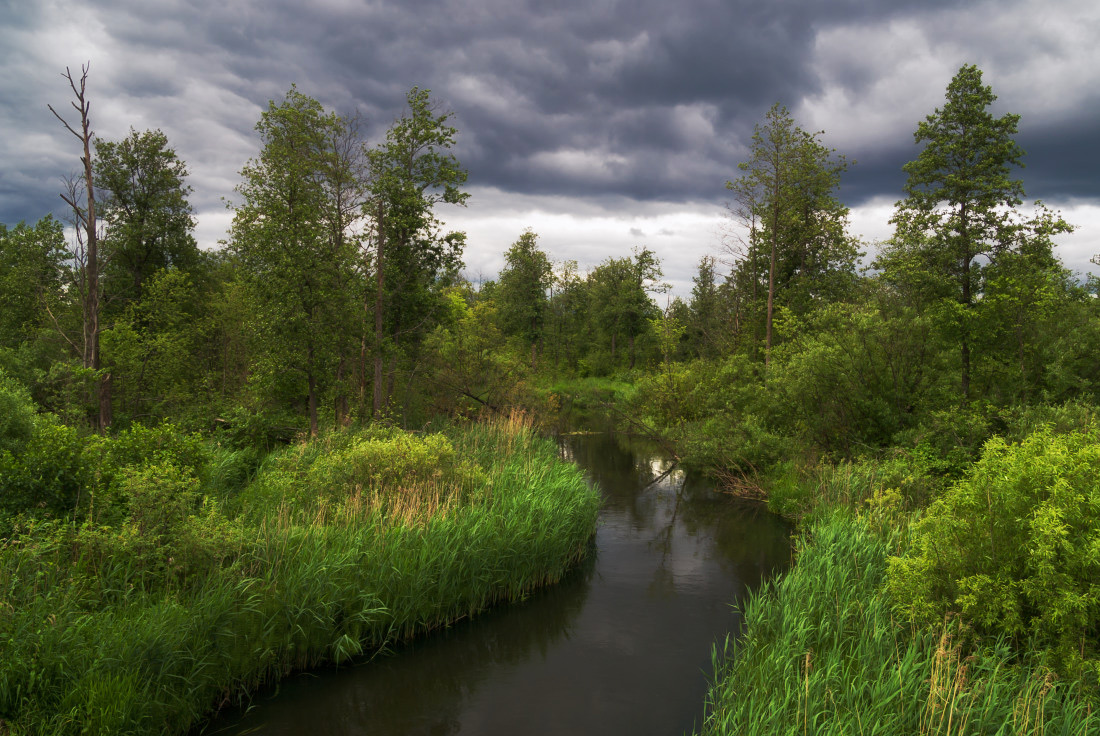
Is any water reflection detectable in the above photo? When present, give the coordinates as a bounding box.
[204,432,791,736]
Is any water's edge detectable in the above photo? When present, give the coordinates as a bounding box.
[205,431,791,735]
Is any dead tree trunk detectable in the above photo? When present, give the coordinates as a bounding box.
[49,63,109,431]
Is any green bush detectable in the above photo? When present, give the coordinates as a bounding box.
[763,445,945,521]
[0,369,35,455]
[0,414,87,525]
[308,432,486,496]
[82,423,211,525]
[701,513,1099,735]
[73,462,243,590]
[239,428,489,520]
[888,425,1100,677]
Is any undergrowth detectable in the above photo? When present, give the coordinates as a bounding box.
[700,514,1099,735]
[0,414,599,735]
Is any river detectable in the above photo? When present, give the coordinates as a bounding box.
[204,430,791,735]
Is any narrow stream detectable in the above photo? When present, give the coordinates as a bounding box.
[205,431,792,735]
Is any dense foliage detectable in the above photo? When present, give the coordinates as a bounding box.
[890,425,1100,678]
[6,61,1100,731]
[0,418,598,734]
[701,514,1098,735]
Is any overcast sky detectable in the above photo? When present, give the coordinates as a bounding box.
[2,0,1098,296]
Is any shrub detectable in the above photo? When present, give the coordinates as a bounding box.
[702,514,1099,735]
[0,369,35,455]
[239,428,488,521]
[73,462,242,590]
[82,423,210,525]
[888,425,1100,677]
[0,414,86,525]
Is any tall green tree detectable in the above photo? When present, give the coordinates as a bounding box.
[0,217,68,351]
[546,259,588,370]
[886,64,1070,401]
[688,255,721,358]
[498,228,553,368]
[587,247,663,371]
[94,129,198,309]
[231,87,362,436]
[367,87,468,416]
[726,103,856,366]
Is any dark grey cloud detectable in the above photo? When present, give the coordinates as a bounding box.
[1,0,1096,248]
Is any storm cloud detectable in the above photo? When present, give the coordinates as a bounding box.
[1,0,1097,293]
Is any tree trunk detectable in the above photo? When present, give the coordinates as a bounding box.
[765,233,777,369]
[307,343,319,437]
[334,356,349,428]
[50,65,108,431]
[960,204,971,402]
[372,203,385,417]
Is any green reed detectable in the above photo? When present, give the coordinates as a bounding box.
[0,417,599,735]
[699,513,1098,736]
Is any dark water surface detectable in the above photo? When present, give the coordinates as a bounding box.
[204,432,791,736]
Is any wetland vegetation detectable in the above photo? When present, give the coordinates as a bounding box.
[2,62,1099,733]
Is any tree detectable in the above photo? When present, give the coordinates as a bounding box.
[0,217,68,350]
[688,255,720,358]
[49,63,110,430]
[230,87,362,436]
[587,247,663,371]
[367,87,468,416]
[497,228,553,369]
[94,128,199,309]
[546,259,588,370]
[726,104,856,366]
[887,64,1070,401]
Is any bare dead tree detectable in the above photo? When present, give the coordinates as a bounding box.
[49,63,110,430]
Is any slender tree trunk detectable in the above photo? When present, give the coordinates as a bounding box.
[307,343,318,437]
[50,65,108,431]
[960,204,971,402]
[334,355,348,428]
[372,203,385,417]
[765,230,777,369]
[359,247,370,410]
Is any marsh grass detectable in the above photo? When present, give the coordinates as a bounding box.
[0,415,599,735]
[699,514,1098,735]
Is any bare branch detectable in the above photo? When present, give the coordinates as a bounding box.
[42,299,82,358]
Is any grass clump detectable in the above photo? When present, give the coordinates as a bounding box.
[0,414,599,735]
[700,514,1099,735]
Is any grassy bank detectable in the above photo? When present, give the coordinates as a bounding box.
[700,513,1099,735]
[0,416,599,735]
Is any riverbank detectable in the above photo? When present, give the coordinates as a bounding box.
[0,416,599,735]
[694,423,1100,735]
[699,512,1099,735]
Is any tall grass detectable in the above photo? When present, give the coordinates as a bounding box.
[0,415,599,735]
[699,514,1098,735]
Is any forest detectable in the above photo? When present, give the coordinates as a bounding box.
[2,63,1100,733]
